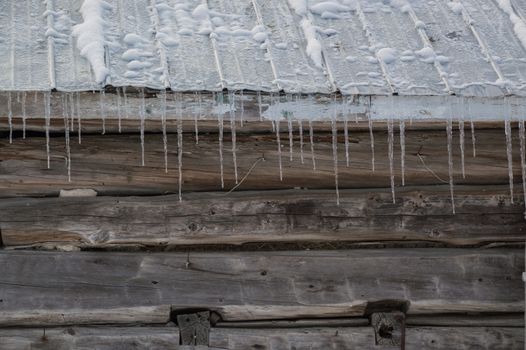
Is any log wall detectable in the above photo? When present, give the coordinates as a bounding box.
[0,94,524,349]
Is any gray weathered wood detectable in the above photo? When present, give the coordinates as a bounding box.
[0,249,522,326]
[0,326,522,349]
[0,186,523,249]
[0,128,522,197]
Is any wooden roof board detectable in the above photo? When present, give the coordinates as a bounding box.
[0,0,526,97]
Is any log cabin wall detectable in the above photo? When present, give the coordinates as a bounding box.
[0,92,524,349]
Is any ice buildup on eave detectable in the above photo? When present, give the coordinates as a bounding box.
[72,0,111,85]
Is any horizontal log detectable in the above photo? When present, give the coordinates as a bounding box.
[1,186,524,250]
[0,249,522,326]
[0,128,522,197]
[0,90,514,134]
[0,326,523,350]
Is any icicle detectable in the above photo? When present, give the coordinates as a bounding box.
[194,92,200,144]
[7,92,12,144]
[139,88,146,166]
[161,90,168,173]
[344,115,350,167]
[62,94,71,182]
[368,108,375,172]
[34,91,38,103]
[459,98,466,179]
[505,108,514,204]
[331,115,340,206]
[116,87,122,133]
[276,118,283,181]
[388,116,395,203]
[519,118,526,219]
[257,91,262,121]
[123,86,129,119]
[298,119,304,164]
[229,91,239,184]
[76,92,81,144]
[100,89,105,135]
[399,119,406,186]
[44,91,51,169]
[69,93,75,133]
[21,92,26,139]
[309,120,316,170]
[218,92,225,188]
[177,93,183,202]
[467,98,476,157]
[446,116,456,214]
[287,114,293,161]
[239,90,244,128]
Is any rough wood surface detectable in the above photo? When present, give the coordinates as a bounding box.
[0,128,522,197]
[1,186,523,249]
[0,326,522,349]
[0,249,521,326]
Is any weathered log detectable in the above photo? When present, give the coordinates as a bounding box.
[0,186,523,250]
[0,128,522,197]
[0,326,522,350]
[0,249,522,326]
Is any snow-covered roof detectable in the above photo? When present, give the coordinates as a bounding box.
[2,0,526,97]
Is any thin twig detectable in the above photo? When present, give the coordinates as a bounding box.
[417,150,448,184]
[227,157,265,194]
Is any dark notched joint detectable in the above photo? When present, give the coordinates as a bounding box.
[171,309,220,346]
[371,311,405,349]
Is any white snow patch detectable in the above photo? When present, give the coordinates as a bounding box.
[288,0,308,16]
[495,0,526,50]
[415,46,436,63]
[72,0,111,84]
[309,2,351,16]
[447,2,464,15]
[300,18,323,68]
[377,48,397,64]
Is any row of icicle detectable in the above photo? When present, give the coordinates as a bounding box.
[2,90,526,217]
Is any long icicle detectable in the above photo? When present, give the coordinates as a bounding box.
[62,94,71,182]
[69,93,75,133]
[218,92,225,189]
[161,90,168,173]
[388,116,395,203]
[309,120,316,170]
[227,91,238,183]
[139,88,146,166]
[177,92,183,202]
[195,92,200,144]
[519,117,526,219]
[44,91,51,169]
[276,118,283,181]
[459,98,466,179]
[332,114,340,205]
[344,114,350,167]
[229,91,238,184]
[368,98,375,172]
[400,119,406,186]
[7,92,13,144]
[21,91,26,139]
[100,89,106,135]
[298,119,304,164]
[116,87,122,133]
[505,113,514,204]
[76,92,81,144]
[447,115,456,214]
[468,98,476,157]
[288,114,293,161]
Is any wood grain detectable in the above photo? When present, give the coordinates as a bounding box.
[0,326,522,350]
[0,249,522,326]
[0,186,523,249]
[0,128,522,197]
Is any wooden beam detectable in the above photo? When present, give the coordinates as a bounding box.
[0,326,522,349]
[0,128,522,197]
[0,186,523,250]
[0,249,522,326]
